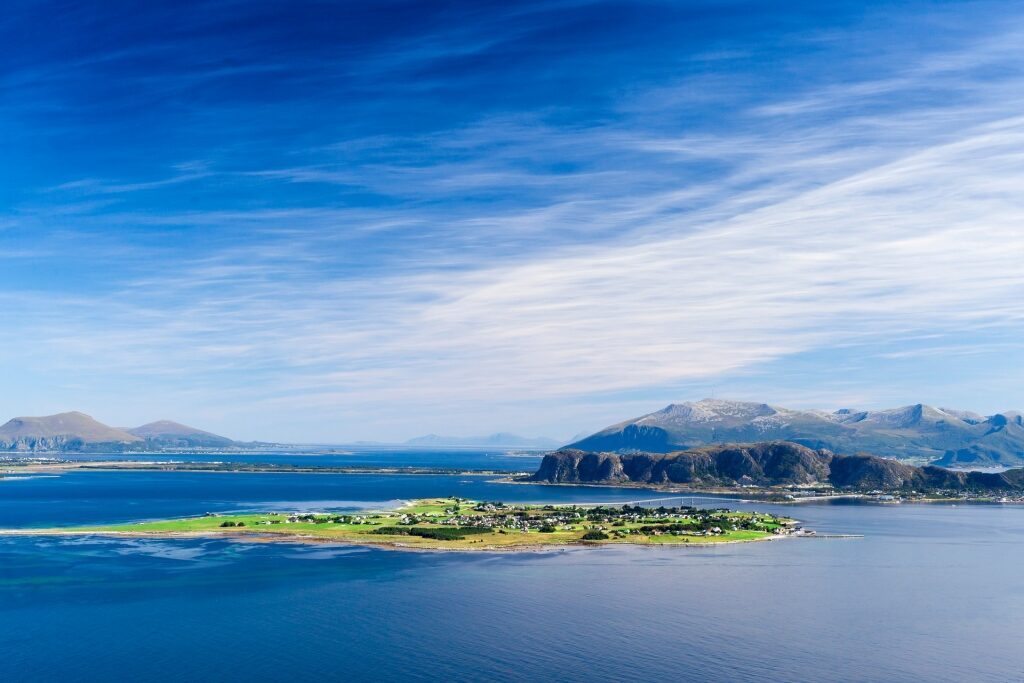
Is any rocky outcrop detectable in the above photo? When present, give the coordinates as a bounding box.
[531,449,627,483]
[529,441,1024,493]
[0,435,86,452]
[530,442,832,487]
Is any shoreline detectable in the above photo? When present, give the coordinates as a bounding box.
[0,527,796,552]
[496,477,1024,505]
[5,462,1015,504]
[495,477,864,503]
[0,497,805,552]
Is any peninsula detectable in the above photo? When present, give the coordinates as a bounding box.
[525,442,1024,501]
[0,498,801,551]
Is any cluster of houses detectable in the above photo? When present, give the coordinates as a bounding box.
[393,501,786,537]
[205,499,792,538]
[221,512,376,526]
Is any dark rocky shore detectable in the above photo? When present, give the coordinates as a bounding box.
[528,441,1024,494]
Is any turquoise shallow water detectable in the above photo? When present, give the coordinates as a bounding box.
[2,455,1024,682]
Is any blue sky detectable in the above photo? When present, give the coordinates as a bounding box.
[3,0,1024,441]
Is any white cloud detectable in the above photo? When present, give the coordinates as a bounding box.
[7,21,1024,438]
[22,113,1024,413]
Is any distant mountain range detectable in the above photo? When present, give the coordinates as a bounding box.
[568,399,1024,466]
[405,433,560,449]
[10,400,1023,465]
[0,412,234,451]
[125,420,234,448]
[529,442,1024,493]
[0,412,560,452]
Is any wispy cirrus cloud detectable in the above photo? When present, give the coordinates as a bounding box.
[17,109,1024,436]
[5,1,1024,439]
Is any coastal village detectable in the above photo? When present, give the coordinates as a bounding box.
[0,497,813,549]
[189,497,802,546]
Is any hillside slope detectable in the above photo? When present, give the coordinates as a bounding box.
[127,420,234,448]
[0,412,141,451]
[530,442,1024,493]
[569,399,1024,465]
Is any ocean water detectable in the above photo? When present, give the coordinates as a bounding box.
[2,456,1024,682]
[45,447,546,472]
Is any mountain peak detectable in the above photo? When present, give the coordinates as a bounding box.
[858,404,971,429]
[0,412,234,451]
[568,399,1024,466]
[641,400,778,427]
[0,412,141,444]
[127,420,233,446]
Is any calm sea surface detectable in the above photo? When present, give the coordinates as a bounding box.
[47,446,546,471]
[2,450,1023,682]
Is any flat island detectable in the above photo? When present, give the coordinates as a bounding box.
[1,498,803,551]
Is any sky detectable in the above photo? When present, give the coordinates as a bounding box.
[2,0,1024,442]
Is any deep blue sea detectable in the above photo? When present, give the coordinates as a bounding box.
[3,450,1024,682]
[48,446,546,471]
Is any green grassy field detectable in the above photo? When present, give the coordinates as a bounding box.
[12,498,797,551]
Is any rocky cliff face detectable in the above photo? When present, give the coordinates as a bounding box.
[0,435,85,452]
[531,450,627,483]
[531,442,832,487]
[0,435,144,453]
[529,442,1024,493]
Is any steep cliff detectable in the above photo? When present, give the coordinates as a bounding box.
[529,442,1024,493]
